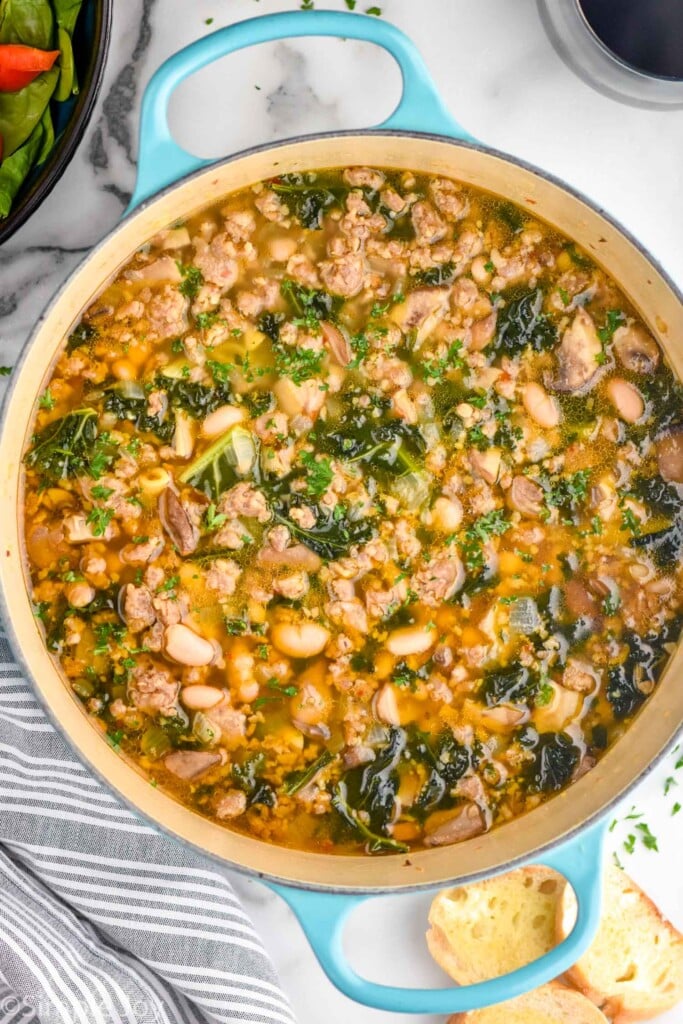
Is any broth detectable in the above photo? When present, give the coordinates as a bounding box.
[22,166,683,854]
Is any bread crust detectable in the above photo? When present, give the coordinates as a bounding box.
[446,980,610,1023]
[556,864,683,1023]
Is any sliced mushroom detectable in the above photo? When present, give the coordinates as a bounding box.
[480,705,529,731]
[613,323,660,374]
[390,287,450,346]
[373,683,400,727]
[215,789,248,819]
[343,744,376,768]
[469,447,501,484]
[126,256,182,284]
[657,428,683,484]
[164,750,222,780]
[257,543,322,571]
[563,578,598,618]
[534,682,582,732]
[151,227,191,251]
[424,803,486,846]
[553,308,603,392]
[470,311,497,351]
[158,487,199,555]
[321,320,353,365]
[63,513,112,544]
[507,475,544,517]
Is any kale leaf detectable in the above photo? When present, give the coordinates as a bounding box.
[158,373,233,419]
[270,173,347,229]
[334,728,407,849]
[331,785,408,854]
[101,382,174,442]
[318,407,426,482]
[232,753,276,807]
[630,522,683,570]
[180,426,257,501]
[411,729,473,814]
[272,501,376,561]
[481,666,536,707]
[280,278,342,328]
[414,262,456,287]
[631,473,683,519]
[607,618,681,719]
[528,732,580,792]
[283,750,334,796]
[492,288,557,358]
[66,321,98,353]
[25,408,114,481]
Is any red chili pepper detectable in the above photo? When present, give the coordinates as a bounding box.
[0,44,60,92]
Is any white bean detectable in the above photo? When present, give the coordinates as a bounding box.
[202,404,245,437]
[386,625,436,657]
[606,377,644,423]
[471,256,492,285]
[173,410,195,459]
[523,382,561,429]
[181,684,224,710]
[65,581,95,608]
[271,621,330,658]
[268,236,297,262]
[431,496,464,533]
[165,623,215,666]
[373,683,400,726]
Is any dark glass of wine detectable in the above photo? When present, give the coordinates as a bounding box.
[578,0,683,80]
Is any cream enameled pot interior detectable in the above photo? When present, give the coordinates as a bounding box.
[3,133,683,891]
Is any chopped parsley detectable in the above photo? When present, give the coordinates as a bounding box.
[86,507,114,537]
[421,340,464,382]
[274,342,324,385]
[461,509,511,571]
[204,503,228,531]
[299,450,334,497]
[177,263,204,300]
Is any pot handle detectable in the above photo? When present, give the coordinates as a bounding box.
[266,820,607,1014]
[129,10,473,211]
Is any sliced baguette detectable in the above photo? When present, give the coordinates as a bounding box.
[447,981,610,1023]
[557,864,683,1023]
[427,866,563,984]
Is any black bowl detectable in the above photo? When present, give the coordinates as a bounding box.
[0,0,112,245]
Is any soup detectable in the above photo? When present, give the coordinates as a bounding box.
[22,166,683,854]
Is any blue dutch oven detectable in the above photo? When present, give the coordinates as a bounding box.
[2,10,682,1017]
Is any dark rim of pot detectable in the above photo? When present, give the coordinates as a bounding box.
[0,0,113,246]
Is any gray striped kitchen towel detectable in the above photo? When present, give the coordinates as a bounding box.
[0,631,296,1024]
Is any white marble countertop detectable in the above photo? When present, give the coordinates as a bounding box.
[2,1,683,1021]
